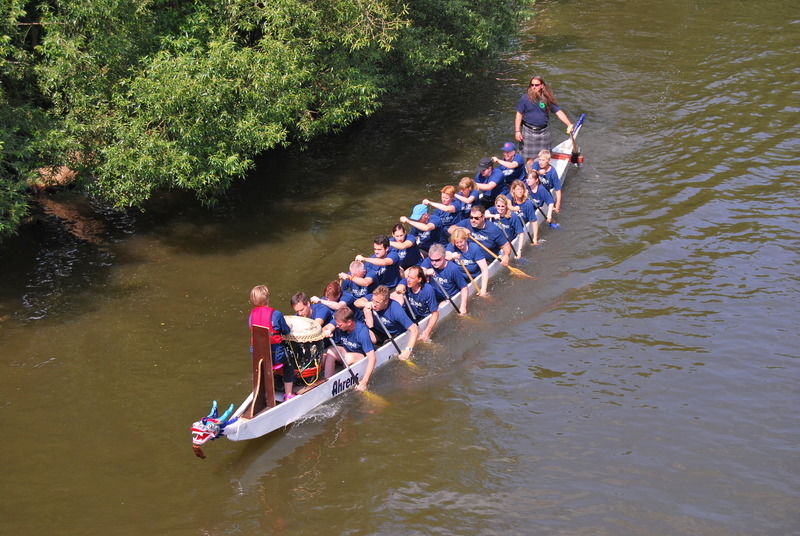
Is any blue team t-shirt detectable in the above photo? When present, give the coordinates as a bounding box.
[527,185,555,209]
[487,206,525,243]
[474,167,505,201]
[532,161,562,192]
[516,94,561,128]
[420,258,468,300]
[445,242,485,277]
[453,218,509,261]
[409,213,442,251]
[333,321,375,355]
[398,278,439,319]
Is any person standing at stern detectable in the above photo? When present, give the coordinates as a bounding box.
[514,76,573,160]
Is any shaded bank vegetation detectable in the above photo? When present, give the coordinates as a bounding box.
[1,0,530,240]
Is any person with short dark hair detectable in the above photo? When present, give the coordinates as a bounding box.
[474,157,505,206]
[450,205,512,266]
[320,307,376,391]
[392,265,439,342]
[290,291,333,327]
[355,285,418,360]
[389,222,422,274]
[355,234,401,290]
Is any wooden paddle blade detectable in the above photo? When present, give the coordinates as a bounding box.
[361,390,389,406]
[403,359,420,370]
[508,266,536,279]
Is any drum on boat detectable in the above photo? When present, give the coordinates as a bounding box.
[283,315,325,383]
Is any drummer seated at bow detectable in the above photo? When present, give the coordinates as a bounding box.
[450,205,512,267]
[290,291,333,327]
[354,285,418,360]
[320,307,375,391]
[355,234,401,291]
[524,171,556,245]
[445,228,490,297]
[421,243,470,316]
[391,265,439,342]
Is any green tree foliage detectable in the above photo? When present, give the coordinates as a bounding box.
[0,0,529,239]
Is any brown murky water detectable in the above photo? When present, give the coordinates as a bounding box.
[1,1,798,534]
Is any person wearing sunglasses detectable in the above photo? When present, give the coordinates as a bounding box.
[450,205,511,267]
[514,76,574,161]
[420,244,470,316]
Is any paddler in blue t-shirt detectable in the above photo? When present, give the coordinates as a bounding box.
[320,307,376,391]
[401,203,441,255]
[491,142,526,195]
[446,228,490,297]
[420,243,470,316]
[354,285,418,360]
[391,265,439,342]
[486,194,525,246]
[525,172,556,246]
[528,149,563,213]
[454,176,478,220]
[290,291,333,327]
[422,185,460,239]
[508,179,537,224]
[340,260,372,299]
[389,223,422,275]
[450,204,512,266]
[474,157,505,206]
[355,234,401,290]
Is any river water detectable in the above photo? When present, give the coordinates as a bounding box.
[1,0,798,534]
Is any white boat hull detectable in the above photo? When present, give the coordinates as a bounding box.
[223,120,584,441]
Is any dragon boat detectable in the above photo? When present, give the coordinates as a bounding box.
[191,114,586,456]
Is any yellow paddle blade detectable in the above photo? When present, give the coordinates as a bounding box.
[508,265,536,279]
[402,359,420,370]
[361,390,389,406]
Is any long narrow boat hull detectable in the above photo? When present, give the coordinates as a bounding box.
[222,116,585,442]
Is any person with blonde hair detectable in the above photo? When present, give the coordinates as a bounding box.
[248,285,296,400]
[528,149,563,213]
[508,179,537,224]
[525,172,556,245]
[446,228,489,297]
[487,194,525,246]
